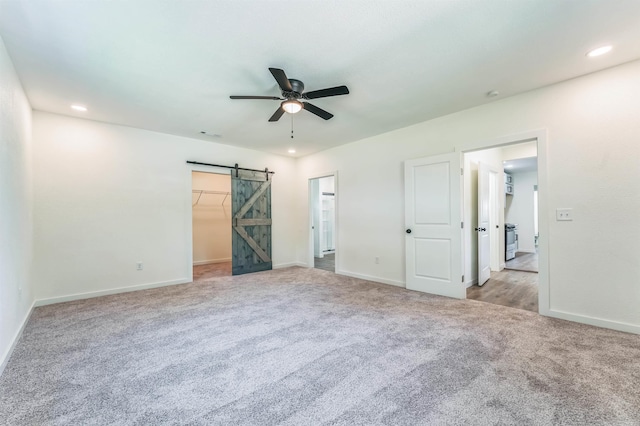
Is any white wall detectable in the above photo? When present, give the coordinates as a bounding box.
[296,59,640,333]
[505,171,538,253]
[191,172,231,265]
[33,112,297,303]
[501,142,537,161]
[0,36,34,371]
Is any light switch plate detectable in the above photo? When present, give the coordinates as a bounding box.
[556,208,573,221]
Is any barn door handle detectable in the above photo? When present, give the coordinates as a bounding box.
[406,229,412,234]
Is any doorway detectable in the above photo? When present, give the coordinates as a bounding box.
[191,171,232,281]
[463,141,540,312]
[309,174,337,273]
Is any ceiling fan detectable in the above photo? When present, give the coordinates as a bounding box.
[230,68,349,121]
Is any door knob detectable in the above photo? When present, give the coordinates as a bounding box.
[480,227,486,231]
[406,229,412,234]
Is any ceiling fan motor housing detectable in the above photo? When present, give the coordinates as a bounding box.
[284,79,304,98]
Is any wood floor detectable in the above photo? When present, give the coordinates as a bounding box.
[314,253,335,272]
[505,251,538,273]
[467,269,538,312]
[193,262,232,281]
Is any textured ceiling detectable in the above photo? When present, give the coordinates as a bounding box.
[1,0,640,157]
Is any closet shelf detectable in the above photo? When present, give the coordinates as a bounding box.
[192,190,230,206]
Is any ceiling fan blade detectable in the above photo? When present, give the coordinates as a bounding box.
[269,68,293,92]
[268,106,285,122]
[230,95,282,100]
[303,102,334,120]
[304,85,349,100]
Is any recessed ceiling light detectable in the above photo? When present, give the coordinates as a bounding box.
[505,164,514,169]
[71,105,87,112]
[200,131,221,137]
[288,149,296,154]
[586,45,612,57]
[487,90,500,98]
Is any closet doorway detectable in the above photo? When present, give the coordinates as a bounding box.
[191,171,232,281]
[309,175,337,273]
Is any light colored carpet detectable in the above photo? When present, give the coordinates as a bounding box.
[1,267,639,425]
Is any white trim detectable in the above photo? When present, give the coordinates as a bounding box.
[515,249,537,254]
[456,129,550,316]
[0,300,36,377]
[193,258,231,266]
[274,262,306,269]
[456,129,541,153]
[548,309,640,335]
[337,269,405,288]
[34,278,190,307]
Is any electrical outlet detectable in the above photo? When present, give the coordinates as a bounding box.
[556,208,573,221]
[136,262,143,271]
[375,256,380,264]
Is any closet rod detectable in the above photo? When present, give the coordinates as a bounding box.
[187,161,275,178]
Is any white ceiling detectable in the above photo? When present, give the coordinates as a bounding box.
[1,1,640,157]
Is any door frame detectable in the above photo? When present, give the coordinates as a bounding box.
[185,164,233,282]
[307,171,339,272]
[457,129,549,315]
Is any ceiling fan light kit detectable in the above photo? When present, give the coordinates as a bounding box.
[282,100,302,114]
[230,67,349,121]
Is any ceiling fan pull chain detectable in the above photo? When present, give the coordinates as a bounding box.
[291,113,294,139]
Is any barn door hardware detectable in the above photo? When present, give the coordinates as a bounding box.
[186,161,275,178]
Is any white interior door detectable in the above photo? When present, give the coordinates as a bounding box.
[477,162,491,286]
[405,152,463,299]
[489,170,500,271]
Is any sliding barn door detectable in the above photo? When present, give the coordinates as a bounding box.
[231,170,272,275]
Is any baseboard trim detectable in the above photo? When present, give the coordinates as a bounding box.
[34,278,191,307]
[273,262,306,269]
[465,278,478,288]
[547,309,640,335]
[0,299,36,377]
[517,249,537,254]
[193,258,231,266]
[337,270,405,288]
